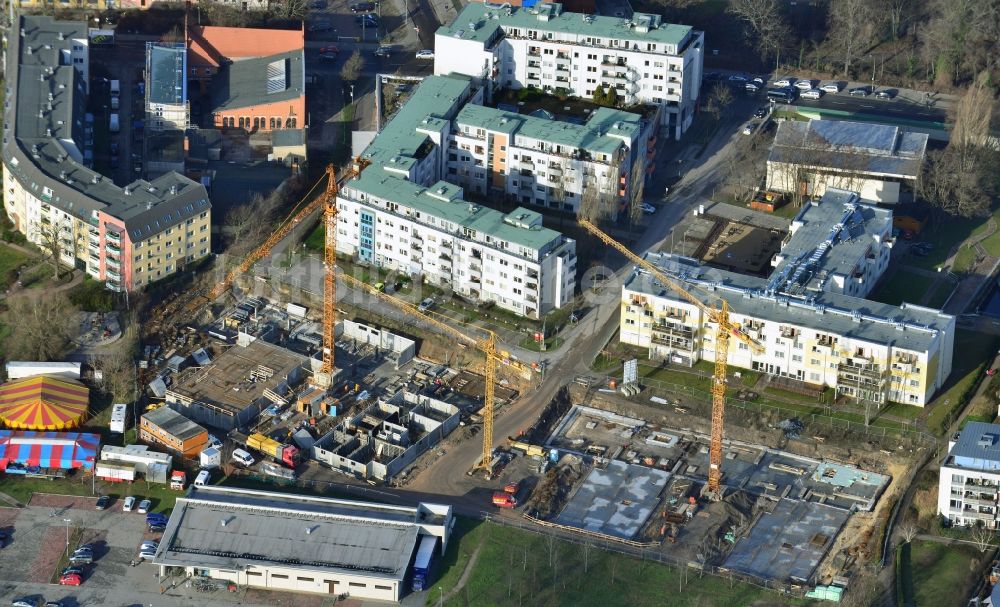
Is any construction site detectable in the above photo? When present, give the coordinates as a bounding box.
[668,209,786,277]
[505,401,890,588]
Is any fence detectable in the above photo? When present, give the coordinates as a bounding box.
[593,371,938,448]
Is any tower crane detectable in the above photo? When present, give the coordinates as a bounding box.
[339,273,500,474]
[579,219,764,496]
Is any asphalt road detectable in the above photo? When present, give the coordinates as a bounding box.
[792,93,947,124]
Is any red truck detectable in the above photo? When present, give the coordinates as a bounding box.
[492,491,517,508]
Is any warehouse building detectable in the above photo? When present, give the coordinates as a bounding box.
[152,485,453,601]
[766,119,928,204]
[165,339,307,431]
[99,444,172,484]
[139,407,209,457]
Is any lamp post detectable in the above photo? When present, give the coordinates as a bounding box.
[63,518,71,556]
[349,84,355,105]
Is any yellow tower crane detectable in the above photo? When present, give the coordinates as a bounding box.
[579,219,764,496]
[340,273,500,474]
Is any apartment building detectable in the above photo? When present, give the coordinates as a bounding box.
[769,189,893,299]
[435,2,704,139]
[621,252,954,406]
[337,172,576,319]
[938,422,1000,529]
[2,16,212,292]
[146,42,189,132]
[448,103,657,213]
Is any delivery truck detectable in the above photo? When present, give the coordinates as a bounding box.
[411,535,438,591]
[492,492,517,508]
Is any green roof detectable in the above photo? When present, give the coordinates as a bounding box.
[348,171,565,252]
[439,3,692,47]
[362,75,472,169]
[455,104,641,155]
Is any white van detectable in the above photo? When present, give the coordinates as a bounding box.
[231,448,255,468]
[194,469,211,486]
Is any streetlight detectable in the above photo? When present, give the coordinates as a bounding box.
[349,84,355,105]
[63,518,72,556]
[438,586,443,607]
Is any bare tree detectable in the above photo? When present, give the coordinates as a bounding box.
[899,522,919,543]
[90,309,139,403]
[972,522,997,553]
[627,151,646,230]
[274,0,308,19]
[703,83,734,122]
[881,0,916,41]
[32,221,65,279]
[826,0,875,76]
[5,293,77,361]
[224,191,284,257]
[728,0,791,67]
[340,50,365,85]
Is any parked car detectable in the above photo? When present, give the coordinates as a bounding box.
[44,602,65,607]
[69,551,93,564]
[95,495,109,510]
[744,82,759,93]
[318,45,340,54]
[874,89,895,100]
[356,14,378,25]
[59,573,82,586]
[61,567,83,577]
[122,496,136,512]
[350,1,376,11]
[415,49,435,59]
[374,45,392,57]
[137,499,151,514]
[849,86,871,96]
[318,52,338,62]
[794,79,814,91]
[11,599,40,607]
[751,76,765,86]
[753,107,768,119]
[820,82,841,93]
[727,73,749,82]
[800,88,822,100]
[742,123,754,135]
[148,523,166,533]
[418,298,435,312]
[773,77,794,87]
[641,203,656,214]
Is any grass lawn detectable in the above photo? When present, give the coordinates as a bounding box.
[431,519,808,607]
[900,540,988,607]
[870,269,936,306]
[0,243,32,289]
[925,329,1000,435]
[906,214,982,271]
[0,474,181,514]
[518,335,564,352]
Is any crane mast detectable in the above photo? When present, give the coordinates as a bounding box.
[578,220,763,496]
[321,164,338,380]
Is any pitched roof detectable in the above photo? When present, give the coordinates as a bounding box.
[0,376,89,430]
[209,50,304,113]
[187,25,304,67]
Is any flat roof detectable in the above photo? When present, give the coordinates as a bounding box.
[142,407,206,442]
[167,340,306,415]
[947,421,1000,472]
[2,16,210,240]
[771,189,893,294]
[147,43,187,106]
[624,252,953,353]
[210,50,304,113]
[344,172,567,253]
[154,486,450,579]
[769,119,928,178]
[439,2,692,47]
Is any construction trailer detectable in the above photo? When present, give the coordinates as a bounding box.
[100,444,173,484]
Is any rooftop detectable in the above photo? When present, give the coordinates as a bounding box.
[625,252,954,353]
[770,189,893,294]
[361,74,473,171]
[455,103,641,155]
[769,119,928,178]
[147,42,187,106]
[167,340,306,415]
[186,25,305,67]
[439,2,693,48]
[210,50,304,113]
[344,171,568,253]
[142,407,206,442]
[154,486,451,579]
[3,16,210,240]
[947,421,1000,472]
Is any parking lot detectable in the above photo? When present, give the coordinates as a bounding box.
[0,496,361,607]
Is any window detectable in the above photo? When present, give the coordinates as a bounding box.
[792,354,802,363]
[348,582,366,588]
[375,585,392,590]
[247,572,262,577]
[271,574,288,580]
[297,577,314,582]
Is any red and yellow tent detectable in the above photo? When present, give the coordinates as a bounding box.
[0,376,89,430]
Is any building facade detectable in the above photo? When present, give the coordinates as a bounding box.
[448,104,657,213]
[621,253,954,407]
[153,486,453,602]
[766,119,928,204]
[938,422,1000,529]
[337,173,577,319]
[139,407,209,458]
[435,2,704,139]
[2,17,211,292]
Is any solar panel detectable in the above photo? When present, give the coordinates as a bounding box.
[266,59,288,95]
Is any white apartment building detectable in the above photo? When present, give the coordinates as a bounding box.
[622,252,954,407]
[435,2,704,139]
[448,103,657,213]
[145,42,189,131]
[769,189,893,299]
[938,422,1000,529]
[337,172,576,319]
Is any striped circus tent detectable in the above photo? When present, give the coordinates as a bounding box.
[0,431,100,471]
[0,376,89,430]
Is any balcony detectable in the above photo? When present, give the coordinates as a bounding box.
[527,269,539,279]
[469,264,482,275]
[106,230,121,243]
[527,60,541,68]
[962,508,996,522]
[964,494,998,507]
[106,269,122,281]
[105,242,121,255]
